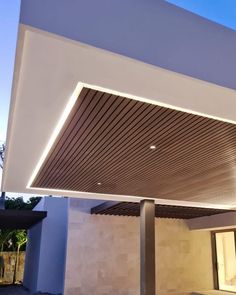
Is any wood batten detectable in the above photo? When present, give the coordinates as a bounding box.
[32,87,236,203]
[91,201,233,219]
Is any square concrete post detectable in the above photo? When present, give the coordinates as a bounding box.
[140,199,156,295]
[0,192,5,209]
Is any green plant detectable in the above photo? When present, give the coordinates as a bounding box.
[0,230,13,252]
[0,230,14,280]
[12,230,27,284]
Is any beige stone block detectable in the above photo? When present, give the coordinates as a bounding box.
[64,199,214,295]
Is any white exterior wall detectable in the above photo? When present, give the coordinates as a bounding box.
[24,197,69,294]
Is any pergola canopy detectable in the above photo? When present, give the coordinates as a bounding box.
[0,210,47,229]
[2,0,236,209]
[91,201,234,219]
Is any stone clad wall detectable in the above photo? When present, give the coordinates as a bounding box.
[64,199,213,295]
[156,219,213,294]
[0,252,25,284]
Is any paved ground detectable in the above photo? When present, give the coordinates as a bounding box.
[0,285,59,295]
[0,286,29,295]
[192,290,235,295]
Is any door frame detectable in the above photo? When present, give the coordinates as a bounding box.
[211,229,236,293]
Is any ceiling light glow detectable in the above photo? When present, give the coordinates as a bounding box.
[27,81,236,210]
[27,82,84,188]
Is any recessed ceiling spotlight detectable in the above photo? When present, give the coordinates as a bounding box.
[97,182,102,185]
[150,145,156,150]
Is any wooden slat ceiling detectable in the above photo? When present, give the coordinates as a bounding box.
[32,87,236,204]
[91,201,233,219]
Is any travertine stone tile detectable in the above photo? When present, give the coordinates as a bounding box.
[64,199,213,295]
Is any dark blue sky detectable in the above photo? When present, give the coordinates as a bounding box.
[0,1,20,142]
[167,0,236,30]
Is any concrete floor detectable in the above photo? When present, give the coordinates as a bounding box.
[0,285,57,295]
[193,290,236,295]
[0,286,29,295]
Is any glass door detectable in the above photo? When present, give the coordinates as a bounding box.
[215,231,236,292]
